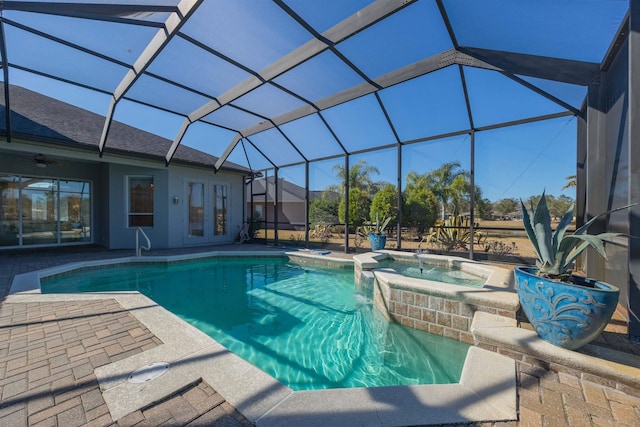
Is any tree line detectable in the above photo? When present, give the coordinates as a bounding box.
[309,160,574,232]
[492,194,573,221]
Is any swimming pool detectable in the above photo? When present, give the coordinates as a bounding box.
[42,256,469,391]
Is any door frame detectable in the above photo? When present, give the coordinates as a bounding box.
[183,179,231,245]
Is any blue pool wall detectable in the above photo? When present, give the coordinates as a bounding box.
[19,249,519,348]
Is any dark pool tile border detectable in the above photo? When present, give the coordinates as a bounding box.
[39,252,294,283]
[12,251,304,294]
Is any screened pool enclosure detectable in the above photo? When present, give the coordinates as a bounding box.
[0,1,639,335]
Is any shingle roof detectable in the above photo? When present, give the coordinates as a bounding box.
[249,176,326,203]
[0,85,249,173]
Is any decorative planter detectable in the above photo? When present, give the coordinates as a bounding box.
[368,233,387,251]
[514,266,619,350]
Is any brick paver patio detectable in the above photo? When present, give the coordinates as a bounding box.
[0,298,252,427]
[1,245,640,426]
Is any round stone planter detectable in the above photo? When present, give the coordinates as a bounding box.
[514,266,619,350]
[368,233,387,251]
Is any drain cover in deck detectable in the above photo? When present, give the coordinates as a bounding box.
[127,362,170,383]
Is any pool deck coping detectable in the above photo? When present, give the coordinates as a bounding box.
[472,311,640,391]
[8,250,518,426]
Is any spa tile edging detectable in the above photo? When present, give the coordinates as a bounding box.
[285,251,354,268]
[354,251,519,344]
[373,271,518,344]
[471,311,640,396]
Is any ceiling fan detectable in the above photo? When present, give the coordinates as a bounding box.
[34,154,60,168]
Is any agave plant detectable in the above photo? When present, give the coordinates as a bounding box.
[427,214,485,251]
[360,211,392,236]
[521,191,633,280]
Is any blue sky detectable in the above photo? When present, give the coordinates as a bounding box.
[3,0,628,202]
[8,63,580,202]
[274,115,578,203]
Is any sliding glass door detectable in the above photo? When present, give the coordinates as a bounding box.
[21,178,58,245]
[0,175,91,247]
[0,176,20,247]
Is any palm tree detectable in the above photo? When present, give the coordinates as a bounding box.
[425,161,466,220]
[562,174,576,190]
[327,160,382,226]
[404,171,430,194]
[331,160,382,195]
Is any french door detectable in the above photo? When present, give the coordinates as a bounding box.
[185,181,229,244]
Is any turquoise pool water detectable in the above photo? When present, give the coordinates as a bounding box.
[378,259,486,287]
[42,257,469,390]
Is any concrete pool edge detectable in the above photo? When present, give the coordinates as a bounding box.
[256,346,516,426]
[4,290,517,425]
[3,291,294,422]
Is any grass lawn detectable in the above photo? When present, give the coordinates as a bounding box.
[253,218,570,260]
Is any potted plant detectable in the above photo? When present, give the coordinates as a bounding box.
[514,191,634,350]
[360,212,392,251]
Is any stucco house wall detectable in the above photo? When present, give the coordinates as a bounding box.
[1,85,250,251]
[167,165,245,247]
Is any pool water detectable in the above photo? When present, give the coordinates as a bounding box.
[42,257,469,390]
[378,259,486,287]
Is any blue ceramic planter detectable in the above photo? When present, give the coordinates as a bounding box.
[368,233,387,251]
[514,266,619,350]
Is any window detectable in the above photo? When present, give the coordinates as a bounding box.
[214,184,228,235]
[188,182,204,237]
[128,177,154,227]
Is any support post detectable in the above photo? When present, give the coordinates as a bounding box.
[344,155,350,253]
[628,0,640,338]
[305,161,310,247]
[469,131,475,260]
[0,21,12,142]
[274,168,279,245]
[585,83,608,280]
[396,144,403,249]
